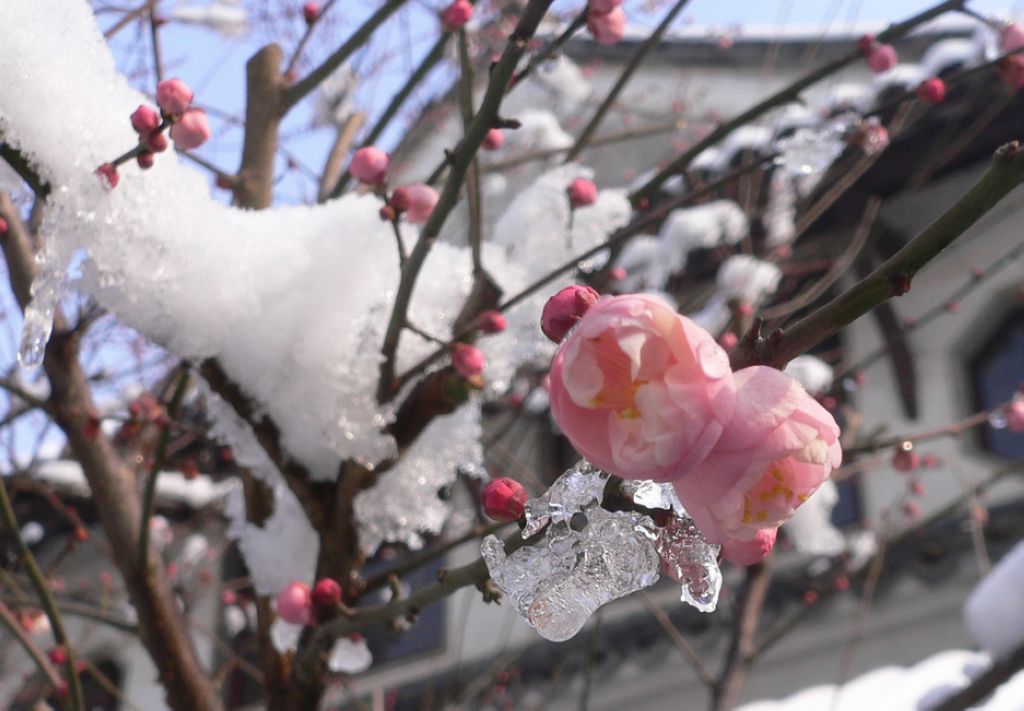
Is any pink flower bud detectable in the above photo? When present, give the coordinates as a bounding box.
[910,478,926,496]
[866,43,897,73]
[0,217,8,235]
[276,580,312,625]
[451,343,485,377]
[999,55,1024,89]
[137,152,155,170]
[718,332,738,350]
[481,477,528,522]
[221,590,237,606]
[95,163,119,188]
[156,78,194,116]
[857,34,876,54]
[588,0,622,13]
[567,177,598,208]
[148,131,169,153]
[720,528,777,566]
[48,646,67,666]
[609,266,627,281]
[390,183,439,224]
[440,0,473,31]
[892,444,919,472]
[916,77,945,104]
[131,105,160,136]
[170,108,211,150]
[477,310,507,333]
[1005,400,1024,432]
[350,146,389,185]
[1001,23,1024,52]
[302,1,320,25]
[482,128,505,151]
[311,578,342,608]
[541,284,600,343]
[587,6,626,45]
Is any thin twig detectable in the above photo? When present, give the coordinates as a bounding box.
[0,601,63,691]
[637,591,716,688]
[285,0,341,77]
[565,0,692,162]
[456,30,485,274]
[512,10,588,87]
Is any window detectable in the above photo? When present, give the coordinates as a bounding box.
[969,308,1024,460]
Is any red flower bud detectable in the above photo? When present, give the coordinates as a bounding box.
[482,128,504,151]
[137,151,155,170]
[440,0,473,31]
[302,1,320,25]
[48,646,67,666]
[477,310,507,334]
[567,177,598,208]
[311,577,342,608]
[540,284,600,343]
[148,131,169,153]
[481,477,528,522]
[130,105,160,135]
[892,444,919,472]
[451,343,485,377]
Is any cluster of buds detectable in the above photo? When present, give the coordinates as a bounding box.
[97,78,210,188]
[276,576,345,626]
[587,0,626,45]
[858,34,898,73]
[351,145,442,226]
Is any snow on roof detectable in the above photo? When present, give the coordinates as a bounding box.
[32,459,237,509]
[738,649,1024,711]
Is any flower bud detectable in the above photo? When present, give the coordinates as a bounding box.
[892,443,919,472]
[390,183,439,224]
[587,6,626,45]
[866,43,897,73]
[540,284,600,343]
[588,0,622,12]
[156,78,194,116]
[1001,23,1024,52]
[719,331,738,350]
[856,34,876,54]
[137,151,155,170]
[311,577,342,608]
[567,177,598,208]
[0,217,8,235]
[170,108,211,150]
[48,646,67,666]
[440,0,472,31]
[916,77,945,104]
[302,1,320,25]
[451,343,485,377]
[130,105,160,136]
[276,580,312,625]
[95,163,119,188]
[481,477,528,522]
[477,310,507,333]
[482,128,504,151]
[350,146,389,185]
[148,131,169,153]
[1005,400,1024,432]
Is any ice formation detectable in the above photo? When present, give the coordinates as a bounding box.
[482,461,721,641]
[774,123,847,177]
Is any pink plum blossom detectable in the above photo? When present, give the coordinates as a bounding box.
[721,528,777,566]
[548,294,736,481]
[169,108,211,149]
[567,177,598,208]
[350,146,389,185]
[477,310,507,333]
[130,105,160,136]
[587,6,626,45]
[482,128,505,150]
[440,0,473,31]
[1005,400,1024,432]
[276,580,312,625]
[156,78,194,116]
[673,365,841,547]
[452,343,485,377]
[541,284,600,343]
[391,183,439,224]
[1001,23,1024,52]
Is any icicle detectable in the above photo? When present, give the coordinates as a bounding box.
[18,264,66,369]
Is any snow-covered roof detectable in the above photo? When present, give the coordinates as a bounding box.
[738,649,1024,711]
[31,459,237,509]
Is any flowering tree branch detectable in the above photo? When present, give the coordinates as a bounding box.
[734,140,1024,369]
[629,0,967,206]
[376,0,557,403]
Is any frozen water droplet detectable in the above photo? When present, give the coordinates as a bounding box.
[327,636,373,674]
[988,411,1008,430]
[483,460,660,641]
[18,268,66,369]
[774,125,845,176]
